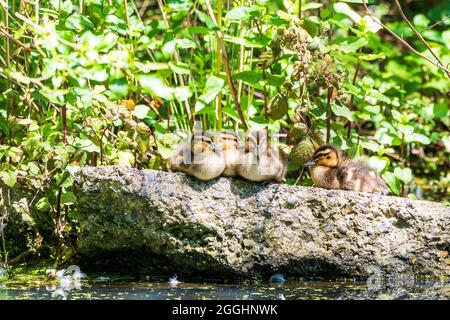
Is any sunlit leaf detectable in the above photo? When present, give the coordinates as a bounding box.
[334,2,361,24]
[382,172,401,195]
[331,103,353,121]
[394,167,412,184]
[132,105,150,119]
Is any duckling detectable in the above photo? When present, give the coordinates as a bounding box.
[237,129,287,182]
[304,144,390,194]
[170,130,226,181]
[213,131,244,177]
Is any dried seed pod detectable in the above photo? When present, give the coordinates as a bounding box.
[257,50,276,70]
[268,93,289,120]
[289,138,315,166]
[288,122,309,143]
[310,130,325,148]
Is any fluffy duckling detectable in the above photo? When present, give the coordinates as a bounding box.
[213,131,244,177]
[304,144,390,194]
[237,129,286,182]
[170,130,226,181]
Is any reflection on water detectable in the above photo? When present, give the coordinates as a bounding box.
[0,275,448,300]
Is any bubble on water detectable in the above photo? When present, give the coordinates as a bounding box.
[169,275,181,287]
[269,273,286,284]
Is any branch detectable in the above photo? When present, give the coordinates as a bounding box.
[362,0,450,77]
[394,0,450,78]
[0,28,32,52]
[419,14,450,32]
[205,0,248,130]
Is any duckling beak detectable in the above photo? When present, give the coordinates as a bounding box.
[303,159,315,167]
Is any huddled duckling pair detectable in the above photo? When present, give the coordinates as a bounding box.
[304,144,390,195]
[170,129,286,182]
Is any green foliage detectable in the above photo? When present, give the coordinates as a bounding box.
[0,0,449,256]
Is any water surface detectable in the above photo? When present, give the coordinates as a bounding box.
[1,275,448,300]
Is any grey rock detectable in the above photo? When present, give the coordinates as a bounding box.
[72,167,450,280]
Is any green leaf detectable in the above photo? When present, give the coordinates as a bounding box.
[173,87,192,102]
[359,52,385,61]
[132,105,150,119]
[442,136,450,153]
[382,172,401,195]
[368,156,389,172]
[61,191,77,205]
[302,2,323,11]
[334,2,361,24]
[96,33,118,52]
[225,6,256,21]
[117,151,134,166]
[109,78,128,98]
[74,138,100,153]
[391,110,403,123]
[369,90,390,104]
[433,103,448,118]
[394,167,412,184]
[61,0,73,14]
[195,9,215,29]
[175,38,197,49]
[194,75,224,113]
[443,30,450,47]
[398,124,414,137]
[331,103,353,121]
[234,71,261,85]
[360,140,379,152]
[413,14,430,29]
[201,75,225,103]
[266,74,286,87]
[168,62,191,75]
[139,75,175,100]
[36,197,51,212]
[57,170,73,188]
[135,62,169,72]
[335,37,368,53]
[407,133,431,145]
[156,141,175,159]
[362,15,382,33]
[0,169,17,187]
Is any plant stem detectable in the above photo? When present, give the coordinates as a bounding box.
[326,87,332,143]
[123,0,129,25]
[157,0,193,130]
[61,105,67,145]
[401,141,406,197]
[298,0,302,19]
[205,0,248,130]
[0,187,9,269]
[347,55,361,138]
[216,0,223,130]
[328,0,334,42]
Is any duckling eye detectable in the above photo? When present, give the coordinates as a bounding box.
[327,156,330,159]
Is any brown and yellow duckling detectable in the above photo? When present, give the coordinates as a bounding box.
[304,144,390,194]
[170,130,226,181]
[237,129,287,182]
[213,131,244,177]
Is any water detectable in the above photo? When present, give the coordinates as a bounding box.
[0,275,448,300]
